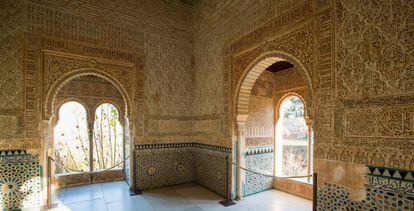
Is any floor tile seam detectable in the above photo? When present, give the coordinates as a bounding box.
[103,195,136,205]
[63,197,105,205]
[174,189,199,209]
[99,182,113,204]
[141,195,158,211]
[261,197,311,209]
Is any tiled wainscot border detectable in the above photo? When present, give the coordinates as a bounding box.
[0,150,41,209]
[243,147,274,196]
[318,165,414,210]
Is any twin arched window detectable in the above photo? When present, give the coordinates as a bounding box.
[54,102,123,174]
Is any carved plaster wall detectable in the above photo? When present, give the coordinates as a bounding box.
[0,0,194,155]
[245,71,274,148]
[0,1,193,208]
[193,0,413,208]
[55,75,125,121]
[0,0,413,209]
[313,0,414,171]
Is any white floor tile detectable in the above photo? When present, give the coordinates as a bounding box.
[106,196,155,211]
[100,181,130,203]
[50,181,311,211]
[51,188,66,203]
[65,198,107,211]
[63,184,103,204]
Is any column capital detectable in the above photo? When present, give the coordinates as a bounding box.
[236,114,248,123]
[305,118,313,127]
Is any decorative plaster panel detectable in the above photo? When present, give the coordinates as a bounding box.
[335,0,414,100]
[0,110,23,139]
[345,105,414,139]
[0,0,25,110]
[232,21,314,96]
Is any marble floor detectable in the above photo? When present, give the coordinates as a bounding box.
[49,181,312,211]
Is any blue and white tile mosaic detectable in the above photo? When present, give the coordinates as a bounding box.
[243,147,274,197]
[194,146,230,197]
[0,150,41,210]
[135,146,194,190]
[135,143,231,197]
[317,165,414,210]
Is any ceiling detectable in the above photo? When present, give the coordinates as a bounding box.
[265,61,294,73]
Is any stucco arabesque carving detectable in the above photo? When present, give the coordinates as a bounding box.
[24,34,145,147]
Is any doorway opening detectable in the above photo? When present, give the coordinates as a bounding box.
[235,52,314,200]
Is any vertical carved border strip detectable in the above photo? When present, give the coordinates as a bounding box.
[314,3,335,156]
[24,34,42,139]
[223,55,232,140]
[134,57,145,137]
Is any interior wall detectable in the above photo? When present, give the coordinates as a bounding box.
[191,0,306,146]
[273,67,308,110]
[55,76,125,117]
[243,71,274,196]
[0,0,413,210]
[246,71,274,148]
[135,143,230,197]
[0,0,193,154]
[193,0,414,209]
[0,0,194,209]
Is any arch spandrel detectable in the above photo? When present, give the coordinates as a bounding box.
[234,51,314,124]
[44,69,133,122]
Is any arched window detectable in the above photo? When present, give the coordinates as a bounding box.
[93,103,123,171]
[54,101,90,174]
[276,96,310,179]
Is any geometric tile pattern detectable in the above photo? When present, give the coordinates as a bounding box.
[135,146,194,190]
[243,147,274,196]
[244,147,273,156]
[317,166,414,210]
[193,147,230,197]
[368,165,414,184]
[135,143,231,198]
[0,153,40,210]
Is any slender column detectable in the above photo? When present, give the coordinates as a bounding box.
[44,116,57,207]
[125,117,135,191]
[87,120,94,180]
[236,115,247,200]
[42,119,51,206]
[305,119,313,183]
